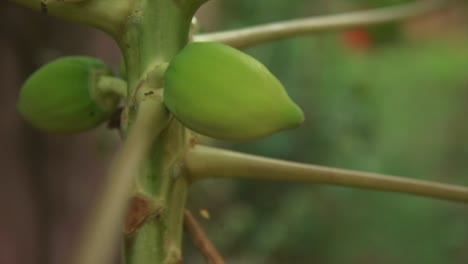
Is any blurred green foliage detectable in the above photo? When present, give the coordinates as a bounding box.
[186,1,468,263]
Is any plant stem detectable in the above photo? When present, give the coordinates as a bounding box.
[194,0,445,49]
[74,97,170,264]
[97,76,128,98]
[10,0,129,37]
[184,209,225,264]
[164,177,190,264]
[93,75,127,112]
[185,145,468,203]
[117,1,206,264]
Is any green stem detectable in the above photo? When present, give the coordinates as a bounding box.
[43,0,86,3]
[117,1,206,264]
[122,119,190,264]
[119,0,197,91]
[73,97,170,264]
[10,0,129,37]
[97,75,128,98]
[164,177,190,264]
[185,145,468,203]
[194,0,445,49]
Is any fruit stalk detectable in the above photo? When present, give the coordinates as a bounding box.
[96,75,128,99]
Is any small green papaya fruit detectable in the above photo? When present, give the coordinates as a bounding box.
[164,42,304,140]
[17,56,119,133]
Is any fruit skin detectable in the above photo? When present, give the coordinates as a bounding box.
[164,42,304,141]
[17,56,118,133]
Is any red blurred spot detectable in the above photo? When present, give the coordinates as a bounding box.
[340,28,372,52]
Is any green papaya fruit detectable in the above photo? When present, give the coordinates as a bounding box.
[164,42,304,140]
[17,56,120,133]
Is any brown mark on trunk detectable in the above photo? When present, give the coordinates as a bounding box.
[123,195,150,235]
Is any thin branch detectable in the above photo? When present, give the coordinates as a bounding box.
[73,96,170,264]
[194,0,445,49]
[185,145,468,203]
[164,177,190,264]
[9,0,128,37]
[184,209,225,264]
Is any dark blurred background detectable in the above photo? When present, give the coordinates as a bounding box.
[1,0,468,263]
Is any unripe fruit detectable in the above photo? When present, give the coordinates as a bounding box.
[164,42,304,140]
[17,56,120,133]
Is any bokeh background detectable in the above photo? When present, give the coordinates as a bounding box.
[1,0,468,263]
